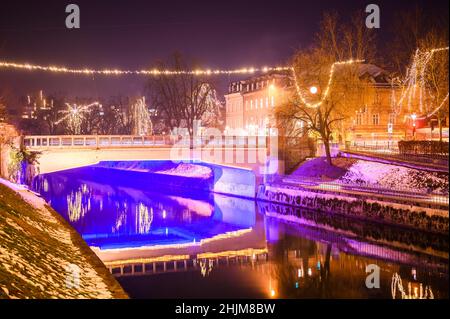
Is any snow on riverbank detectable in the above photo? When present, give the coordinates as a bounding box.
[292,157,449,195]
[0,179,126,299]
[337,160,449,195]
[155,163,213,179]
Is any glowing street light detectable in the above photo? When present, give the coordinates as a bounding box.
[309,86,318,94]
[411,113,417,138]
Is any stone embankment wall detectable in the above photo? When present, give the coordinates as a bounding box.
[257,184,449,234]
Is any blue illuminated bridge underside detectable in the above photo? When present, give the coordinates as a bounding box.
[33,160,256,250]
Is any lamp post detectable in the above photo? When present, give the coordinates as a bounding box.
[411,114,417,139]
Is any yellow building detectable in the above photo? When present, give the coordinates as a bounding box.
[225,65,423,145]
[225,71,292,136]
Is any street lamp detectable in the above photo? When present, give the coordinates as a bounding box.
[411,114,417,139]
[309,86,318,94]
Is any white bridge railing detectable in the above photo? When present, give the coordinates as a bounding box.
[23,135,272,149]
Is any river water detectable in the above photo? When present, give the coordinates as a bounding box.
[32,164,449,299]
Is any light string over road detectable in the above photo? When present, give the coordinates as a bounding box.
[0,60,291,76]
[1,48,447,116]
[291,59,365,108]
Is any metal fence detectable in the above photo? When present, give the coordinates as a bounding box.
[278,176,449,205]
[345,143,449,163]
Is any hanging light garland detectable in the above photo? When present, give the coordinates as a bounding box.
[391,46,449,119]
[0,60,290,76]
[291,59,365,108]
[1,49,447,116]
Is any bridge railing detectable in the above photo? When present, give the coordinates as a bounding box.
[23,135,273,149]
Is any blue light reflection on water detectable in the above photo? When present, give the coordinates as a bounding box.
[32,163,449,299]
[33,166,255,250]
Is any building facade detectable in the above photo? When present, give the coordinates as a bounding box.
[225,71,292,136]
[224,64,440,144]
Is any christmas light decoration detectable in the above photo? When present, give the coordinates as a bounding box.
[0,60,290,76]
[391,47,449,119]
[132,97,153,135]
[291,59,365,108]
[54,101,100,134]
[391,273,434,299]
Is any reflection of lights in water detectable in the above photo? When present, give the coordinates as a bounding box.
[136,203,153,234]
[103,248,268,268]
[199,259,214,277]
[162,209,166,219]
[307,268,312,276]
[67,187,91,222]
[391,273,434,299]
[298,268,304,278]
[269,279,277,298]
[104,254,190,268]
[43,178,49,192]
[96,228,254,253]
[112,208,127,233]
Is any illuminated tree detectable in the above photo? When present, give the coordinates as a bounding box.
[277,12,376,166]
[146,53,222,147]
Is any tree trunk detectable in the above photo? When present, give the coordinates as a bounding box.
[438,112,443,142]
[323,138,333,166]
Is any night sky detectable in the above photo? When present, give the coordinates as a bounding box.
[0,0,448,103]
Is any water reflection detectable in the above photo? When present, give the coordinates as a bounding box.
[32,165,449,299]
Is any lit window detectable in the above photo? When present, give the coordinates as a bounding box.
[265,97,269,107]
[271,96,275,107]
[356,113,363,125]
[372,114,379,125]
[250,100,253,109]
[389,113,396,124]
[260,99,263,108]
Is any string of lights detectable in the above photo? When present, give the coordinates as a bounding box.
[54,102,100,134]
[391,46,449,118]
[291,59,365,108]
[415,93,449,120]
[1,49,447,116]
[0,60,291,76]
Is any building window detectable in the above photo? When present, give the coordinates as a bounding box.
[260,99,263,108]
[372,114,379,125]
[389,113,396,124]
[356,113,363,125]
[250,100,253,110]
[271,96,275,107]
[265,97,269,108]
